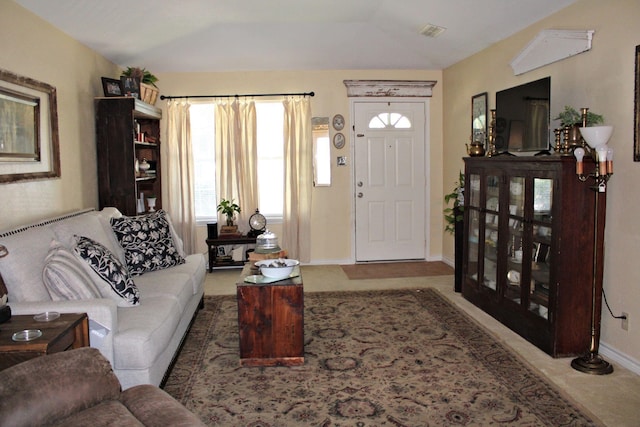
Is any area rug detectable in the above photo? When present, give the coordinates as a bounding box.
[341,261,453,280]
[163,289,602,426]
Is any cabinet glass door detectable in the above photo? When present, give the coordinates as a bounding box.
[505,177,525,304]
[530,178,553,320]
[467,208,480,282]
[482,175,500,291]
[468,174,481,207]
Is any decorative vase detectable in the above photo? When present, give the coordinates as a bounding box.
[147,197,157,212]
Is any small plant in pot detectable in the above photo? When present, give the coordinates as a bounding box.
[121,67,158,87]
[554,106,604,147]
[444,171,465,235]
[217,198,241,226]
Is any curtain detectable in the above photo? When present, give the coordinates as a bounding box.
[215,99,258,232]
[165,100,197,254]
[282,96,312,262]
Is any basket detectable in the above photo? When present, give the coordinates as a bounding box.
[140,83,159,105]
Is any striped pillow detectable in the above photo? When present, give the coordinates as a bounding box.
[42,240,101,301]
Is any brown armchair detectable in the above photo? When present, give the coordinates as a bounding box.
[0,347,205,426]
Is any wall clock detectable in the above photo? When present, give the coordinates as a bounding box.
[332,114,345,131]
[333,133,345,149]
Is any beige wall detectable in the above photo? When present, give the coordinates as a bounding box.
[156,70,444,263]
[0,1,120,230]
[443,0,640,364]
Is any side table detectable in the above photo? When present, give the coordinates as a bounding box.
[237,263,304,367]
[206,235,257,272]
[0,312,89,370]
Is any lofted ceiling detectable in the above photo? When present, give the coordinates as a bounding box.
[14,0,577,73]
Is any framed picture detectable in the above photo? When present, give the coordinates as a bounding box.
[0,68,60,183]
[471,92,488,148]
[120,76,140,99]
[634,45,640,161]
[101,77,122,97]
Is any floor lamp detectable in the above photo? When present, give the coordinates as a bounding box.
[570,124,614,375]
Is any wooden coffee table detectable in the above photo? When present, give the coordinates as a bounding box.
[236,263,304,367]
[0,312,89,370]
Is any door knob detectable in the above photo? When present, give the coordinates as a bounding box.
[357,192,363,198]
[357,181,363,187]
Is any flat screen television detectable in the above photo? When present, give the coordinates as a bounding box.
[495,77,551,154]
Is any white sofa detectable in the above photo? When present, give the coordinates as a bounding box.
[0,208,205,390]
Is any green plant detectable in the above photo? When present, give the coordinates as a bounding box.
[553,105,604,127]
[217,198,241,225]
[121,67,159,88]
[444,171,465,235]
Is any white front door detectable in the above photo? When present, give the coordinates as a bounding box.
[354,101,426,261]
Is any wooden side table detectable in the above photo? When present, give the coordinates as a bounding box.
[237,264,304,367]
[0,312,89,370]
[206,235,257,272]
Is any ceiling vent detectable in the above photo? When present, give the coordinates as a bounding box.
[420,24,446,38]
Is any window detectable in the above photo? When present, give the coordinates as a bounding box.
[191,103,216,223]
[368,112,412,129]
[191,101,286,223]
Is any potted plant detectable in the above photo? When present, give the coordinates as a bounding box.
[554,106,604,147]
[217,198,241,226]
[444,171,465,292]
[121,67,159,105]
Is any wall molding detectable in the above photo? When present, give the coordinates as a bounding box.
[510,29,594,75]
[343,80,437,97]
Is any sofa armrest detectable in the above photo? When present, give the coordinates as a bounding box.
[8,298,118,363]
[0,348,122,427]
[121,384,207,426]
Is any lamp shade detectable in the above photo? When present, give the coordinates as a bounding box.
[579,126,613,148]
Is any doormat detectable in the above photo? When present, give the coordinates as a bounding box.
[341,261,453,280]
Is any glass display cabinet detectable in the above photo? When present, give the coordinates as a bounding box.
[462,156,605,357]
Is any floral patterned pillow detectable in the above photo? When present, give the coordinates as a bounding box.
[74,235,140,307]
[110,210,185,276]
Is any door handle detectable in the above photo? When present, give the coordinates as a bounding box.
[357,181,363,187]
[357,192,363,198]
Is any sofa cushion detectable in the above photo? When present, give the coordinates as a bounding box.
[134,269,193,313]
[74,236,140,307]
[110,211,185,276]
[51,210,125,265]
[42,240,101,301]
[113,296,182,370]
[0,226,54,302]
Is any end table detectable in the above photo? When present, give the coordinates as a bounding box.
[0,312,89,371]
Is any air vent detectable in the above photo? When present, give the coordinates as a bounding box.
[420,24,446,38]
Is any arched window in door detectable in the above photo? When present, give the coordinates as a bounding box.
[368,112,412,129]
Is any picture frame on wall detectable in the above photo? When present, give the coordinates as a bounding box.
[120,76,140,99]
[0,69,60,183]
[471,92,488,148]
[101,77,122,97]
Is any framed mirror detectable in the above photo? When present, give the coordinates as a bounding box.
[0,69,60,183]
[634,45,640,161]
[472,92,488,148]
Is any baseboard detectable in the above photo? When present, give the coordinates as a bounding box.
[599,342,640,375]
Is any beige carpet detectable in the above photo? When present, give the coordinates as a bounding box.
[163,288,602,426]
[341,261,454,280]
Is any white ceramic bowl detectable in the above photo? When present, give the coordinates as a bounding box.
[255,258,299,279]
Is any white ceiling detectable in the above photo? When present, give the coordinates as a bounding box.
[14,0,577,73]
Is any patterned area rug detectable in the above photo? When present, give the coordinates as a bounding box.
[163,289,602,426]
[341,262,453,280]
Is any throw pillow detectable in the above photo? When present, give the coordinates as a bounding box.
[110,210,185,276]
[42,240,101,301]
[74,236,140,307]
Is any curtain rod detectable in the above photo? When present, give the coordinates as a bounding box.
[160,91,314,101]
